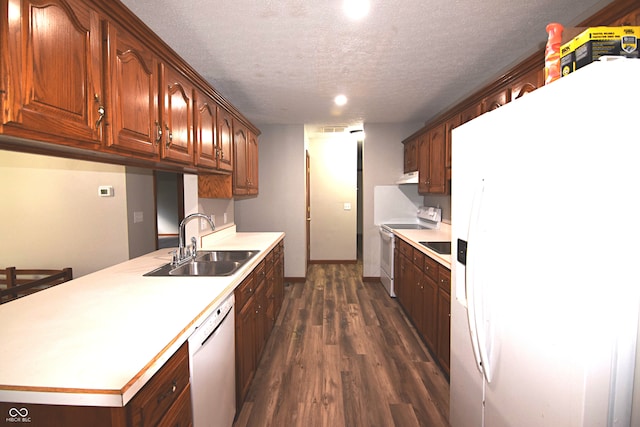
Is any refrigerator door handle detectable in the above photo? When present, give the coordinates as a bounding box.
[466,179,493,383]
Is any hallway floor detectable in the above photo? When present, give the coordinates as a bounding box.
[233,263,450,427]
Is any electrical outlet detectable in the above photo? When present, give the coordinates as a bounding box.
[200,218,207,230]
[223,213,227,224]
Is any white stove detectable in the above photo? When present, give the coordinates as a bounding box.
[379,206,441,297]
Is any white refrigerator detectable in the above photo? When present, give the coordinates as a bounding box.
[450,58,640,427]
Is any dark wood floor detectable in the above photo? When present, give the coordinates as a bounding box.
[233,263,450,427]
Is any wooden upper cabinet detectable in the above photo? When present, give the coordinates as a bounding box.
[233,122,249,195]
[511,68,543,101]
[403,138,418,172]
[459,103,482,126]
[233,120,258,196]
[216,106,234,172]
[610,8,640,25]
[418,124,446,194]
[445,115,461,170]
[482,88,511,113]
[103,21,160,157]
[194,90,217,169]
[160,64,194,165]
[247,131,259,193]
[2,0,102,146]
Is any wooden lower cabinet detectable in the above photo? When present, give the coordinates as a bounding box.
[126,342,191,427]
[395,237,451,376]
[234,243,285,408]
[235,279,257,407]
[437,270,451,376]
[0,343,192,427]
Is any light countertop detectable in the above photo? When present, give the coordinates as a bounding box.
[393,222,452,269]
[0,226,283,407]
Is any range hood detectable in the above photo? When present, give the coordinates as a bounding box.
[396,171,418,184]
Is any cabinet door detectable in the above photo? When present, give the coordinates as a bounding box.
[247,131,259,194]
[418,125,446,194]
[445,115,461,170]
[410,262,424,332]
[460,103,481,125]
[103,21,159,157]
[254,263,267,360]
[160,64,194,165]
[217,107,234,172]
[511,68,543,101]
[233,122,249,195]
[437,268,451,375]
[417,134,430,194]
[3,0,102,145]
[404,138,418,172]
[235,293,256,405]
[194,91,217,169]
[127,343,190,427]
[427,124,446,194]
[482,87,511,113]
[422,273,438,352]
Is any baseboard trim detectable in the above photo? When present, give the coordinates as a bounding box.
[308,260,357,264]
[284,277,306,283]
[362,276,380,283]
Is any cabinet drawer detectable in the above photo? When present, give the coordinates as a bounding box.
[423,256,438,282]
[128,342,190,427]
[438,267,451,294]
[157,383,192,427]
[397,239,412,258]
[235,273,255,311]
[412,248,424,267]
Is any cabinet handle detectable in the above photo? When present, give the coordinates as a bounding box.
[156,380,177,404]
[165,124,173,147]
[155,121,163,145]
[94,94,105,128]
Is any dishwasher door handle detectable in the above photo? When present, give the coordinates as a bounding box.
[200,308,232,347]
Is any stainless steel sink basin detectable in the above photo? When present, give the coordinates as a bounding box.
[144,250,259,277]
[195,250,259,262]
[170,260,241,276]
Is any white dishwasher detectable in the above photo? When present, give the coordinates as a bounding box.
[188,294,235,427]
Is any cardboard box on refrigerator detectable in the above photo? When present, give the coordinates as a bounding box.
[560,26,639,76]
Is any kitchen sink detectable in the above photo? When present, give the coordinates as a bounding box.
[144,250,259,277]
[195,250,258,262]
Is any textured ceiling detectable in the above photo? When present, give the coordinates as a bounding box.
[120,0,611,128]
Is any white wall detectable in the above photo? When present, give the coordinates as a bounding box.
[308,132,357,261]
[0,151,130,277]
[156,171,180,234]
[234,122,422,280]
[234,124,307,278]
[362,122,422,278]
[125,167,157,258]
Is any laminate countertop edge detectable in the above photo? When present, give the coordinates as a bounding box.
[393,222,452,269]
[0,227,284,407]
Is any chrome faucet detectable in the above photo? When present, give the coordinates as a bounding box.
[176,213,215,264]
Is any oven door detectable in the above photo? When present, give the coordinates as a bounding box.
[379,227,396,297]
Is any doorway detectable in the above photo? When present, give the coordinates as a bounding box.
[155,171,184,249]
[305,126,362,263]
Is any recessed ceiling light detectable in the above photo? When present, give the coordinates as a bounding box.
[343,0,370,20]
[334,94,348,106]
